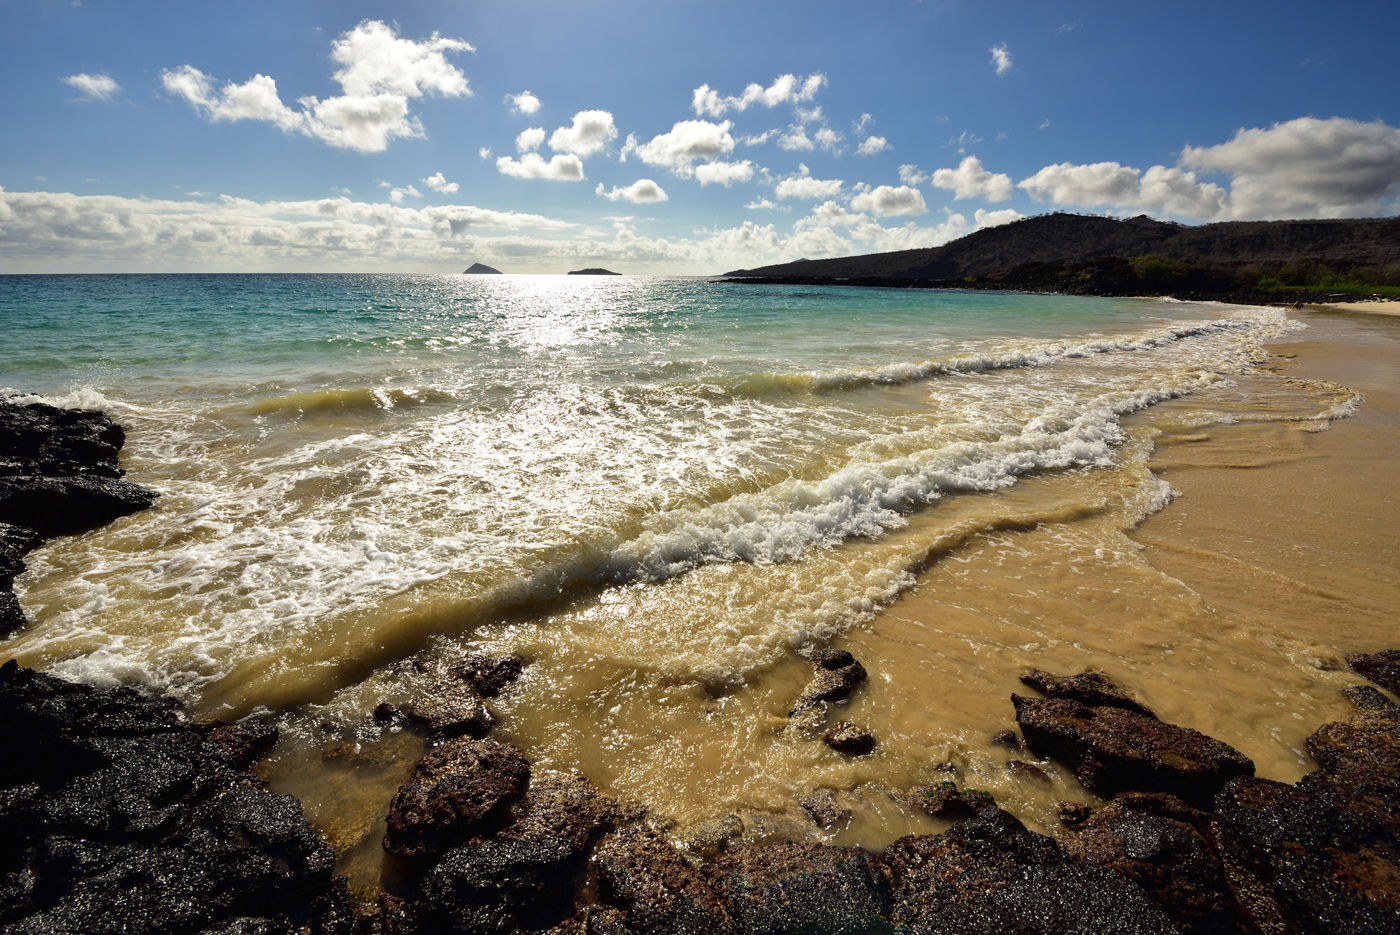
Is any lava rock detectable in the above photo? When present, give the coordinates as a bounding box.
[1346,649,1400,696]
[799,788,851,830]
[1341,684,1399,716]
[1020,669,1158,718]
[402,682,494,738]
[789,650,867,718]
[419,835,578,934]
[507,772,625,852]
[1013,694,1253,808]
[1059,792,1243,934]
[903,783,998,822]
[822,721,876,756]
[0,399,125,479]
[881,805,1180,934]
[711,841,890,935]
[0,475,159,539]
[452,653,526,698]
[383,737,530,858]
[593,827,733,935]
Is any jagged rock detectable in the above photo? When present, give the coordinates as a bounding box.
[711,841,890,935]
[1213,776,1400,935]
[685,814,743,859]
[383,737,530,858]
[1013,694,1253,807]
[0,662,333,934]
[1346,649,1400,696]
[1059,792,1243,934]
[799,788,850,830]
[542,905,630,934]
[882,805,1180,934]
[1341,684,1399,715]
[0,475,159,540]
[419,836,578,934]
[0,590,23,638]
[508,772,625,851]
[452,653,526,698]
[903,782,997,822]
[1020,669,1157,717]
[593,827,733,935]
[789,649,867,720]
[1303,708,1400,800]
[823,721,876,756]
[0,400,125,478]
[403,682,494,738]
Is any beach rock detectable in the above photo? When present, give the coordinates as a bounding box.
[0,475,159,539]
[1020,668,1158,717]
[1006,759,1053,785]
[452,652,526,698]
[799,788,850,829]
[822,721,876,756]
[1059,792,1243,934]
[711,841,890,935]
[402,682,494,738]
[789,650,867,718]
[685,814,743,859]
[991,728,1021,749]
[593,827,733,935]
[0,662,333,934]
[1341,684,1399,715]
[0,590,23,638]
[419,835,579,934]
[903,782,997,822]
[205,720,280,772]
[1346,649,1400,696]
[1013,694,1253,807]
[881,805,1180,934]
[508,771,626,851]
[383,737,530,858]
[1303,707,1400,800]
[0,399,125,479]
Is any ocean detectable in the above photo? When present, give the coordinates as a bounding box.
[1,273,1376,882]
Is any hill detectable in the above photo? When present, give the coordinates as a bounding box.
[723,214,1400,301]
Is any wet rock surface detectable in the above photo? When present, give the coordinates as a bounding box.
[0,661,333,935]
[1020,668,1157,717]
[1346,649,1400,696]
[789,649,867,720]
[822,720,876,756]
[1013,693,1253,807]
[0,398,158,636]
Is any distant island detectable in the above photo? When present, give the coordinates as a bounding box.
[463,263,502,274]
[723,213,1400,303]
[567,268,620,276]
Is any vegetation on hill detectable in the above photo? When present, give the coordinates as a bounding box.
[723,214,1400,301]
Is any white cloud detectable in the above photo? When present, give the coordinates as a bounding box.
[815,127,843,154]
[505,90,541,115]
[162,19,473,153]
[1018,161,1227,218]
[898,164,928,185]
[849,185,927,217]
[622,120,735,176]
[930,155,1014,201]
[387,184,421,203]
[516,127,546,152]
[744,198,782,211]
[549,110,618,158]
[495,152,586,181]
[1179,116,1400,218]
[856,136,890,156]
[974,207,1023,228]
[796,200,866,229]
[62,73,119,100]
[778,126,814,152]
[694,160,755,187]
[478,146,492,160]
[741,129,778,146]
[692,73,826,118]
[595,179,668,203]
[422,172,459,194]
[775,165,843,200]
[990,43,1012,76]
[854,113,874,134]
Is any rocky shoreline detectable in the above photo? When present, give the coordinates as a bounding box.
[3,400,1399,934]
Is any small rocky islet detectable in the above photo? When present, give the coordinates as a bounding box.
[3,398,1400,934]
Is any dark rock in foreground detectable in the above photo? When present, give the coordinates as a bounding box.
[1346,649,1400,696]
[452,652,526,698]
[383,737,530,858]
[789,648,867,726]
[0,661,332,934]
[823,720,877,756]
[1013,693,1253,808]
[1020,668,1157,717]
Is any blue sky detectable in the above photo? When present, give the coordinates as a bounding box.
[3,0,1398,273]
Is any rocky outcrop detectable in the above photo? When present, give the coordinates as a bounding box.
[1013,681,1253,807]
[0,398,158,636]
[565,268,620,276]
[1020,668,1157,717]
[1346,649,1400,696]
[788,648,867,736]
[822,720,876,756]
[0,662,333,934]
[464,263,503,274]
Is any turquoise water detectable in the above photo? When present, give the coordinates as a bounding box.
[1,274,1312,714]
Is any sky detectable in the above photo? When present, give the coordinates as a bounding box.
[2,0,1399,274]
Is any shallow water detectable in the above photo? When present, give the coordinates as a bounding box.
[4,275,1392,889]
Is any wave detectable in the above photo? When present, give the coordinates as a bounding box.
[247,385,454,416]
[1,385,132,413]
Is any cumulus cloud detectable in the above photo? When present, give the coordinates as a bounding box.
[595,179,668,203]
[898,164,928,185]
[744,197,782,211]
[621,120,735,176]
[815,127,844,154]
[774,165,843,200]
[387,184,421,203]
[778,126,814,152]
[692,73,826,118]
[505,90,541,114]
[849,185,927,217]
[990,43,1012,76]
[422,172,458,194]
[930,155,1014,201]
[495,152,585,181]
[478,146,492,160]
[856,136,890,156]
[1018,161,1227,218]
[694,160,755,187]
[549,110,618,158]
[62,73,119,100]
[162,19,473,153]
[974,207,1023,228]
[516,127,546,152]
[1179,116,1400,218]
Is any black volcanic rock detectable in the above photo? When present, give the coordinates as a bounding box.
[464,263,503,274]
[566,268,620,275]
[1020,668,1157,717]
[0,662,333,934]
[383,737,530,858]
[789,649,867,721]
[1346,649,1400,696]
